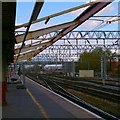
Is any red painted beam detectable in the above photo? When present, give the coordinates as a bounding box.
[51,1,113,43]
[38,1,114,53]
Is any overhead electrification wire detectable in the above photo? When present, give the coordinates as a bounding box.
[15,0,115,60]
[15,0,103,29]
[92,13,120,30]
[77,14,120,48]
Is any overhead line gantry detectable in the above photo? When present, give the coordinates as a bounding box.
[15,0,115,61]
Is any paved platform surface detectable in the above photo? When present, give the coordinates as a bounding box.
[2,77,100,119]
[2,83,43,118]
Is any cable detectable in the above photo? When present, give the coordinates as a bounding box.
[15,0,102,29]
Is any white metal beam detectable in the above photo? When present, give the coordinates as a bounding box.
[14,40,51,60]
[15,1,98,29]
[15,21,77,43]
[14,41,49,54]
[14,51,36,61]
[14,0,113,61]
[14,47,44,61]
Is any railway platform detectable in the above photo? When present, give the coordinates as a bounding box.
[2,82,43,118]
[2,77,100,119]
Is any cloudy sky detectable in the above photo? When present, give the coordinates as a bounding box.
[15,0,119,31]
[15,0,119,61]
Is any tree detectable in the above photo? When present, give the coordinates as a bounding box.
[78,47,112,73]
[92,47,112,57]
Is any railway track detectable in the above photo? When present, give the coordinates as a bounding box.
[54,75,120,87]
[47,76,120,103]
[26,74,119,103]
[50,76,120,92]
[26,74,119,120]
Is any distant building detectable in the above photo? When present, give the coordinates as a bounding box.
[111,54,120,76]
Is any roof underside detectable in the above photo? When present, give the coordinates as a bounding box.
[2,2,16,63]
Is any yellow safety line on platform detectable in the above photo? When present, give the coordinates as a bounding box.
[26,88,50,120]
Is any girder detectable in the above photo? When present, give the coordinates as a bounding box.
[15,0,115,61]
[47,44,118,51]
[29,31,120,40]
[14,41,52,61]
[15,44,42,54]
[15,21,77,43]
[16,1,44,61]
[15,1,100,29]
[25,1,114,59]
[15,41,50,54]
[14,49,41,61]
[15,31,119,61]
[34,44,118,62]
[15,31,119,53]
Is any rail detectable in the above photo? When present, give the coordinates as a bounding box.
[26,74,119,120]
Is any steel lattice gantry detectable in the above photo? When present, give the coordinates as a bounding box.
[14,0,115,61]
[15,30,120,61]
[32,31,120,62]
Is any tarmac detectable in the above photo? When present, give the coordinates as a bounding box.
[2,83,43,118]
[2,77,100,119]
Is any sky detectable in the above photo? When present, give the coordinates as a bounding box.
[15,0,120,61]
[15,0,119,31]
